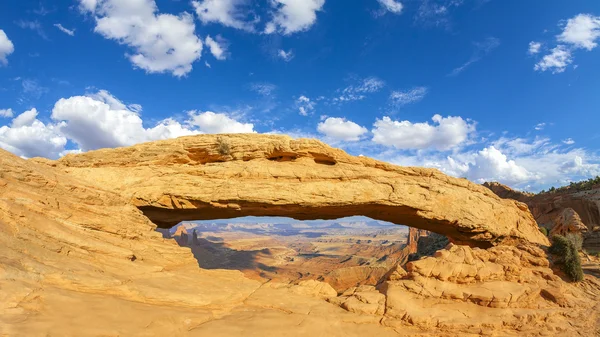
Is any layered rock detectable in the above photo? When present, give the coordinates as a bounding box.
[37,134,548,247]
[378,243,600,335]
[484,181,600,251]
[3,134,598,336]
[550,208,588,237]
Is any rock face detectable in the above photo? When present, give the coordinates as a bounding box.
[550,208,588,237]
[484,181,600,251]
[38,134,548,247]
[3,134,597,336]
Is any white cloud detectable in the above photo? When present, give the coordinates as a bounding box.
[534,122,546,131]
[457,146,532,185]
[533,14,600,74]
[528,41,542,54]
[534,45,572,73]
[0,30,15,65]
[54,23,75,36]
[12,108,39,127]
[192,0,257,31]
[385,134,600,191]
[0,109,13,118]
[205,35,228,60]
[205,61,211,68]
[557,14,600,51]
[278,49,294,61]
[377,0,403,14]
[266,0,325,35]
[51,92,199,151]
[186,110,254,133]
[390,87,428,106]
[0,109,67,159]
[372,114,476,151]
[563,138,575,145]
[296,95,315,116]
[335,77,385,102]
[80,0,203,77]
[317,117,367,141]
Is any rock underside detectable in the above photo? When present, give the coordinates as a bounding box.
[1,134,598,336]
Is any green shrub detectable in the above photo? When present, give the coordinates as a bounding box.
[549,235,584,282]
[539,227,548,236]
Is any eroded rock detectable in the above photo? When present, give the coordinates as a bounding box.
[41,134,548,247]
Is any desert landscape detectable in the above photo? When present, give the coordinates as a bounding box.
[2,1,600,336]
[163,218,410,291]
[1,134,599,336]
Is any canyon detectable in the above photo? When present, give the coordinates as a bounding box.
[1,134,599,336]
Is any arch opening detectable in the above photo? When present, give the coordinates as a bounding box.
[156,215,422,293]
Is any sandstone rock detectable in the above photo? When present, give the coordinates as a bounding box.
[42,134,548,247]
[550,208,588,237]
[2,135,598,337]
[484,181,600,252]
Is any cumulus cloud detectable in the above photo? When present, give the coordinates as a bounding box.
[12,108,39,127]
[265,0,325,35]
[54,23,75,36]
[0,109,13,118]
[317,117,367,141]
[534,45,572,73]
[563,138,575,145]
[534,123,546,131]
[335,77,385,103]
[455,146,532,185]
[0,90,259,159]
[534,14,600,73]
[192,0,257,31]
[277,49,294,61]
[51,93,199,151]
[205,35,228,60]
[186,110,254,133]
[385,134,600,191]
[528,41,541,54]
[0,30,15,65]
[557,14,600,50]
[296,96,315,116]
[390,87,428,106]
[0,109,67,158]
[377,0,403,14]
[80,0,203,77]
[372,114,476,151]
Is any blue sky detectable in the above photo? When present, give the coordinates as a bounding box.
[1,0,599,192]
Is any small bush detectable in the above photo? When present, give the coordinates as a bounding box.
[216,137,231,155]
[539,227,548,236]
[549,235,584,282]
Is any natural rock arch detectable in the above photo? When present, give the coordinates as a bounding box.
[42,134,549,248]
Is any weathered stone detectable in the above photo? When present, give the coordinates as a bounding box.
[43,134,548,247]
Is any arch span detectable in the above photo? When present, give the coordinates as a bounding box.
[48,134,549,248]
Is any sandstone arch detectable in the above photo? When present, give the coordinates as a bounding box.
[43,134,549,247]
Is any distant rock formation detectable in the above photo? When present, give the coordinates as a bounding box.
[550,208,588,237]
[484,181,600,252]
